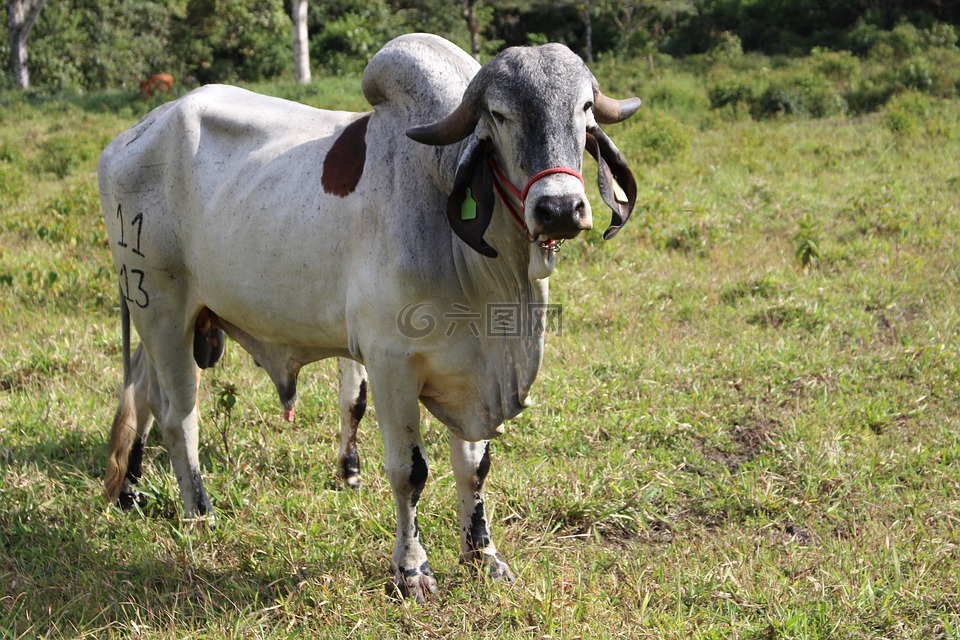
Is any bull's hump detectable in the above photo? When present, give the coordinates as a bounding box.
[361,34,478,117]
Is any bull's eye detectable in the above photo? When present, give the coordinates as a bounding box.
[583,101,594,112]
[490,109,506,124]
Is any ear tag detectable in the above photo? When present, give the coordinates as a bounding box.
[461,188,478,220]
[612,181,629,204]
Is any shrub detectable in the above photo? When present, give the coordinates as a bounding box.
[809,48,860,88]
[896,56,934,93]
[171,0,292,84]
[925,22,958,49]
[708,75,755,111]
[707,32,743,64]
[310,0,406,75]
[643,75,710,116]
[886,22,923,60]
[631,111,691,164]
[845,20,883,56]
[845,79,894,114]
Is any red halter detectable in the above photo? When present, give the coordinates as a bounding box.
[488,157,584,249]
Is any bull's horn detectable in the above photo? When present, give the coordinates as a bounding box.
[593,86,642,125]
[406,101,479,146]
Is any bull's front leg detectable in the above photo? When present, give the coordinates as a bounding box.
[368,365,437,602]
[450,435,515,582]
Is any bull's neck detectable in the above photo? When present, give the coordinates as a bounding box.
[451,186,550,411]
[453,193,549,310]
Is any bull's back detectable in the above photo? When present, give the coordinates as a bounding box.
[99,85,373,345]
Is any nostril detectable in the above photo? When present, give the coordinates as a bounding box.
[535,200,555,224]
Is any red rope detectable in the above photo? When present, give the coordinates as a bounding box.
[488,157,584,243]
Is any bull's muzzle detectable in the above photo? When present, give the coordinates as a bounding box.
[532,194,593,240]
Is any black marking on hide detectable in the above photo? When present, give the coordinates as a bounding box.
[476,442,491,491]
[191,468,211,517]
[400,561,434,578]
[467,499,492,551]
[340,450,361,482]
[409,445,428,507]
[350,379,368,426]
[322,114,370,197]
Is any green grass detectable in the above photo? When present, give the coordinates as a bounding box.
[3,59,960,638]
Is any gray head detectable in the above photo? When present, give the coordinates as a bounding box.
[407,43,640,265]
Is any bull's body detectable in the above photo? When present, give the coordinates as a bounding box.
[99,34,638,600]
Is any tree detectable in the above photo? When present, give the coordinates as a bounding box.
[583,0,593,62]
[462,0,480,59]
[292,0,310,83]
[7,0,47,88]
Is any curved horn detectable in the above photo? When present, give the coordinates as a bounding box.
[592,81,642,125]
[406,100,480,146]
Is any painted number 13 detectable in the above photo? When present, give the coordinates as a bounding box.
[119,264,150,308]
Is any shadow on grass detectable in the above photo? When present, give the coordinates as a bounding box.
[0,431,361,635]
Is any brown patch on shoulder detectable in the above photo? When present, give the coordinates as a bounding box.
[322,114,370,197]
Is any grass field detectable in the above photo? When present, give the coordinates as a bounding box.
[2,55,960,638]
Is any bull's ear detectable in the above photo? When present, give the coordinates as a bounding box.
[448,138,497,257]
[586,125,637,240]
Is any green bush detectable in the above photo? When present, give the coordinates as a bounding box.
[631,111,691,164]
[809,48,860,88]
[643,75,710,116]
[752,72,848,118]
[708,75,756,111]
[844,79,895,114]
[310,0,405,74]
[171,0,292,84]
[896,56,934,93]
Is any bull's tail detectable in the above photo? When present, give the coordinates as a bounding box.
[105,290,137,502]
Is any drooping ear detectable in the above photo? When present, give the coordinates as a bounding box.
[586,124,637,240]
[448,138,498,257]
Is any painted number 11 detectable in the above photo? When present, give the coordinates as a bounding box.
[116,204,144,256]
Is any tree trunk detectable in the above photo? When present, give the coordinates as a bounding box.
[7,0,47,89]
[292,0,310,84]
[462,0,481,60]
[583,0,593,63]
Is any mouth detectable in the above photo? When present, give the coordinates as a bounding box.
[535,235,564,253]
[534,227,585,252]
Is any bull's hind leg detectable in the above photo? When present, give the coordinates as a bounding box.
[150,346,213,523]
[129,294,214,523]
[336,358,367,488]
[450,435,515,582]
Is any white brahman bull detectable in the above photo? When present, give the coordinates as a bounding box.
[99,33,639,601]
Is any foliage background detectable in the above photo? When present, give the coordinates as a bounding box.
[2,0,960,90]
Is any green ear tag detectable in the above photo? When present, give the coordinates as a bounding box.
[461,188,478,221]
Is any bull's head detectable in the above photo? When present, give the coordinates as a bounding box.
[406,43,640,276]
